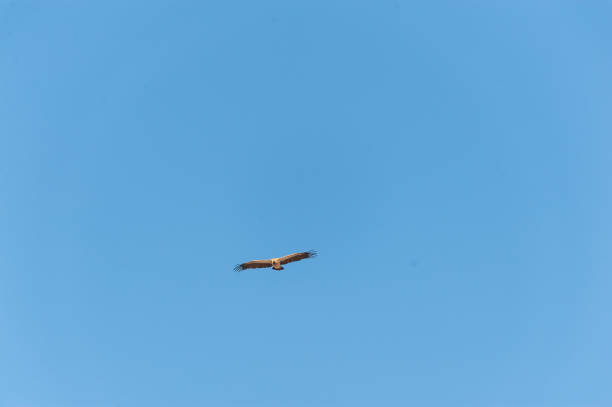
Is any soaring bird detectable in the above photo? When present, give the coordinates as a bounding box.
[234,250,317,272]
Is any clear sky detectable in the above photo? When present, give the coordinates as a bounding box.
[1,1,611,406]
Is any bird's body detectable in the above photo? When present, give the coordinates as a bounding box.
[234,250,316,272]
[271,258,283,270]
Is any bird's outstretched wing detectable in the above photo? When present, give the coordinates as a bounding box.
[279,250,317,265]
[234,260,273,272]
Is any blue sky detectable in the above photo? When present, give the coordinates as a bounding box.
[1,1,611,406]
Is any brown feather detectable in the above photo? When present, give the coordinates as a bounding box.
[279,250,317,265]
[234,260,273,272]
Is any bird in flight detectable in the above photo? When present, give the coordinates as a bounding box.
[234,250,317,272]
